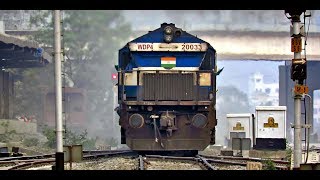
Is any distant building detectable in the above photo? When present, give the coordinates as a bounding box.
[313,91,320,138]
[248,72,279,108]
[0,10,38,31]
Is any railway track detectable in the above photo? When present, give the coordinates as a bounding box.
[142,154,289,170]
[142,154,214,170]
[1,151,290,170]
[1,150,137,170]
[199,154,289,170]
[82,150,135,159]
[196,155,217,170]
[7,159,55,170]
[0,154,55,162]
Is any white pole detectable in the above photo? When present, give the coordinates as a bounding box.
[293,93,302,168]
[113,85,120,147]
[54,10,64,171]
[292,14,302,169]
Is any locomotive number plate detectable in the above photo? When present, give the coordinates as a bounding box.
[129,43,208,52]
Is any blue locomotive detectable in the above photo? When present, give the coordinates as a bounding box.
[115,23,217,154]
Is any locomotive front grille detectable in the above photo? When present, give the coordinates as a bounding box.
[143,73,194,101]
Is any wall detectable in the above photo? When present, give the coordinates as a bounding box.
[0,119,37,134]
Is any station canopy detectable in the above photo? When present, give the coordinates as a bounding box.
[0,32,51,68]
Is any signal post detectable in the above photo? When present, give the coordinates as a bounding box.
[285,9,309,169]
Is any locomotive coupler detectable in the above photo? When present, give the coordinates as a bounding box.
[150,115,159,143]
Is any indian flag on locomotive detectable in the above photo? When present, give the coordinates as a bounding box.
[161,57,176,68]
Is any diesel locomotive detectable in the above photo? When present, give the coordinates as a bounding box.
[115,23,217,154]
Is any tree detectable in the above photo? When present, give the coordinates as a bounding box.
[215,86,252,145]
[10,11,132,140]
[216,86,251,114]
[9,65,54,119]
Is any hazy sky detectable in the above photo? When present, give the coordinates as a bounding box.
[123,10,320,32]
[217,60,285,95]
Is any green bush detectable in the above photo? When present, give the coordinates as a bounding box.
[41,126,96,150]
[23,137,39,147]
[64,129,96,150]
[106,137,118,147]
[285,140,292,169]
[0,121,16,143]
[82,138,96,150]
[262,159,277,170]
[42,126,56,149]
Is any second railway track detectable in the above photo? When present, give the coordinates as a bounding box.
[1,150,137,170]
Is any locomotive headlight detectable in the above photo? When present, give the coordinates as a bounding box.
[164,34,173,43]
[129,114,144,128]
[199,73,211,86]
[164,26,173,35]
[192,114,208,128]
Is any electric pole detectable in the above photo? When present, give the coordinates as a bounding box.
[54,10,64,171]
[112,73,120,147]
[285,9,307,170]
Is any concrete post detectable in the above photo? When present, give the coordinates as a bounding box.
[54,10,64,171]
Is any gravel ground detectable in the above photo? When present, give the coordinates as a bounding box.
[198,148,221,156]
[63,157,137,170]
[28,165,53,170]
[26,157,137,170]
[24,148,245,170]
[26,157,246,170]
[215,165,246,170]
[144,159,202,170]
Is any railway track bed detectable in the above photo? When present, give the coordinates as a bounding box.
[0,150,289,170]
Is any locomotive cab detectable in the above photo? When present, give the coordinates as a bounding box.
[116,23,217,153]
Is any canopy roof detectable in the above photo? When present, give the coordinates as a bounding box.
[0,32,51,68]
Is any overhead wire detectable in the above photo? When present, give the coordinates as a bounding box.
[302,10,312,164]
[60,10,68,143]
[304,94,312,164]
